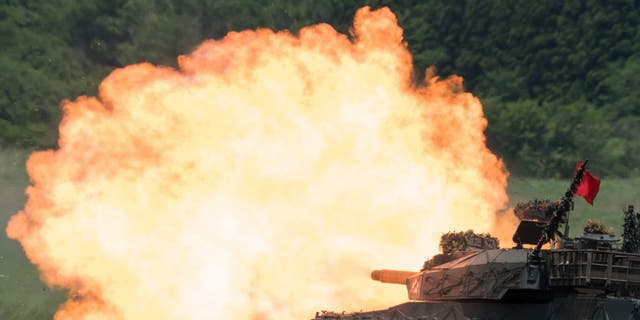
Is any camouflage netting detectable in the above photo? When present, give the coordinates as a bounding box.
[583,219,614,235]
[513,199,558,221]
[439,230,499,255]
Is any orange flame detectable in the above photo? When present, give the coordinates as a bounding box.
[7,7,509,319]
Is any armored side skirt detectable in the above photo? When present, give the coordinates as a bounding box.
[313,295,640,320]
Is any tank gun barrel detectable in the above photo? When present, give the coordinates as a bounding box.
[371,269,418,285]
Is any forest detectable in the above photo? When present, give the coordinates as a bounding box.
[2,0,639,177]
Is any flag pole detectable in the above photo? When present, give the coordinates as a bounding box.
[531,160,588,257]
[564,211,570,243]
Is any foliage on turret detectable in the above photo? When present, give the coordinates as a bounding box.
[422,230,499,270]
[439,230,499,255]
[513,199,558,221]
[583,219,614,235]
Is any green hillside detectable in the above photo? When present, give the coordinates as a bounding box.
[1,1,639,177]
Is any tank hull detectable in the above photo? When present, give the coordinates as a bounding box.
[314,294,640,320]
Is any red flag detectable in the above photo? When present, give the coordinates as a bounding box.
[575,162,601,205]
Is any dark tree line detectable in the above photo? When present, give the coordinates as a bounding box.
[2,0,639,177]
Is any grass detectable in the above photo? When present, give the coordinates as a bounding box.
[0,149,66,320]
[507,176,640,238]
[0,149,637,318]
[0,148,29,184]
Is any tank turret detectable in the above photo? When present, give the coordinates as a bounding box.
[314,162,640,320]
[371,230,541,302]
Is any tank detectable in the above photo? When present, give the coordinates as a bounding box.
[313,162,640,320]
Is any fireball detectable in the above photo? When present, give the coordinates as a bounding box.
[7,6,508,320]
